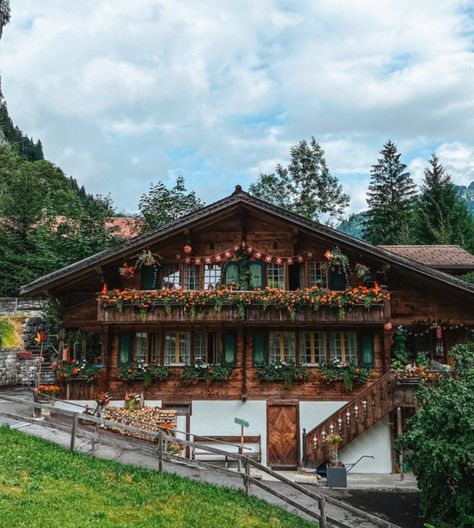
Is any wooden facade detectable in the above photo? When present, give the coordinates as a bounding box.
[21,188,474,469]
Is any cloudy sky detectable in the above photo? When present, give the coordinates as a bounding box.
[2,0,474,214]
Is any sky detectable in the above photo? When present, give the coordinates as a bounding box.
[2,0,474,215]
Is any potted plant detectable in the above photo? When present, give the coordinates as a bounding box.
[325,434,347,488]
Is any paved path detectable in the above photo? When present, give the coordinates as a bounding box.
[0,388,404,528]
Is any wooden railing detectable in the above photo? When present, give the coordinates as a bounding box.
[98,300,390,324]
[304,370,417,468]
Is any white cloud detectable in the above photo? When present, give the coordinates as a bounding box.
[2,0,474,214]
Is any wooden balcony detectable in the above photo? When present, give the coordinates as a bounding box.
[97,299,390,324]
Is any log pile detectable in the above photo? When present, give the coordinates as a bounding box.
[102,406,177,441]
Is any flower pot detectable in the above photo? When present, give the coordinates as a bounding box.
[326,466,347,488]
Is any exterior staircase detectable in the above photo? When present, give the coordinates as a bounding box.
[304,370,417,467]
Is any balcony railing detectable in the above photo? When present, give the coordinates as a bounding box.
[97,287,391,324]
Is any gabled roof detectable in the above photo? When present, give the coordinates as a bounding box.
[20,186,474,300]
[380,245,474,269]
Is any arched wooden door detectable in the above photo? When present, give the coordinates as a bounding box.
[267,403,299,468]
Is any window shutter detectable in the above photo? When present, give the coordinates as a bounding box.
[224,262,239,285]
[249,262,264,289]
[252,332,266,366]
[329,266,346,291]
[140,265,156,290]
[118,333,133,366]
[361,334,374,367]
[222,332,237,366]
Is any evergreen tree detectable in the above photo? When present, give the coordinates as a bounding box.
[138,176,205,233]
[416,154,474,252]
[363,141,417,244]
[249,137,349,225]
[0,0,10,40]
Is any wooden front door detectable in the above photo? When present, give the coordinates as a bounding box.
[267,404,299,468]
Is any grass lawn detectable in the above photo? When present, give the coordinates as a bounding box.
[0,427,314,528]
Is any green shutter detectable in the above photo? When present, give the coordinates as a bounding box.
[140,265,156,290]
[118,333,133,366]
[329,266,346,290]
[249,262,264,289]
[224,262,239,285]
[222,332,237,366]
[253,332,266,366]
[361,334,374,367]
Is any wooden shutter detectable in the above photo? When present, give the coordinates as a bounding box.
[360,334,374,367]
[249,262,264,289]
[140,265,156,290]
[118,333,133,366]
[252,332,266,366]
[329,266,346,291]
[222,332,237,366]
[224,262,239,285]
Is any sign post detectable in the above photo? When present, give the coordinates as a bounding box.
[234,417,250,457]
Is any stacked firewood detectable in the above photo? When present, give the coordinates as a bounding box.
[102,406,177,441]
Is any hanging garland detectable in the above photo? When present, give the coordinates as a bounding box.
[395,322,473,337]
[175,240,314,266]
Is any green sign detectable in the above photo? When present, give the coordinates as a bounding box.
[234,417,249,428]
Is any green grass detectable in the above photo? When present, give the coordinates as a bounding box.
[0,427,313,528]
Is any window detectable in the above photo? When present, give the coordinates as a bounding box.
[164,332,191,365]
[184,265,200,290]
[204,265,222,289]
[300,331,326,365]
[194,332,208,363]
[267,263,285,289]
[269,331,295,363]
[161,264,180,289]
[149,333,161,363]
[329,265,346,291]
[249,262,264,289]
[224,262,239,286]
[135,332,148,362]
[140,265,156,289]
[330,331,357,364]
[307,262,328,288]
[222,332,237,366]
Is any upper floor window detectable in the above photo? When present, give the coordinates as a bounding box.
[204,264,222,289]
[161,264,180,289]
[184,265,199,290]
[267,263,285,289]
[269,331,295,363]
[307,262,328,288]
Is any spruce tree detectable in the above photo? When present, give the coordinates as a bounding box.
[250,137,349,225]
[416,154,474,252]
[363,141,417,244]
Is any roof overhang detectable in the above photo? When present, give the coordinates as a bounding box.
[20,188,474,302]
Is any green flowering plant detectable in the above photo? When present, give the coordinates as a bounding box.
[258,361,309,389]
[181,362,233,384]
[319,359,371,391]
[118,360,170,382]
[52,358,100,383]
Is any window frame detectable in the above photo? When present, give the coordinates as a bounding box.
[204,264,222,290]
[160,263,181,289]
[307,261,329,289]
[268,331,296,363]
[266,263,286,289]
[164,331,191,366]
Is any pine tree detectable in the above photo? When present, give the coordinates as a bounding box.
[250,137,349,225]
[416,154,474,252]
[363,141,417,244]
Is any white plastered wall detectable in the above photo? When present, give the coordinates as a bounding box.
[299,401,392,473]
[190,400,267,465]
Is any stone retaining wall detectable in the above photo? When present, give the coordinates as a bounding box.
[0,349,40,386]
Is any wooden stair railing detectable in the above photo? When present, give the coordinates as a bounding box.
[304,370,402,467]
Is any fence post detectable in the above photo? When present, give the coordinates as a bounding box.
[70,413,78,451]
[158,430,164,472]
[244,458,250,496]
[319,495,326,528]
[301,428,307,467]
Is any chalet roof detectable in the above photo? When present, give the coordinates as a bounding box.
[20,186,474,300]
[380,245,474,269]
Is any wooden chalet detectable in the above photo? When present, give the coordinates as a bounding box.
[21,186,474,471]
